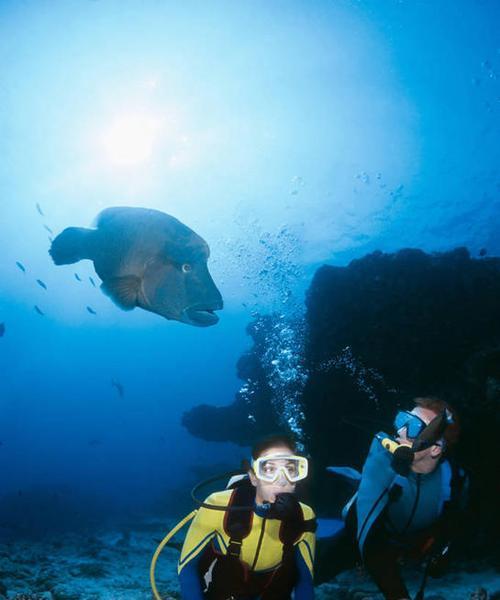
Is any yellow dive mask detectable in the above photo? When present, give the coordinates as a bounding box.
[252,453,309,483]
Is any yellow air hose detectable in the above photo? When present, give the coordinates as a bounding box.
[150,509,197,600]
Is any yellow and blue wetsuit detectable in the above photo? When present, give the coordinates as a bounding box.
[178,490,316,599]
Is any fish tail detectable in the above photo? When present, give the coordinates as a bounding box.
[49,227,94,265]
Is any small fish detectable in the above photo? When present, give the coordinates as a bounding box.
[88,438,102,447]
[479,248,487,257]
[111,379,125,398]
[89,276,96,287]
[16,261,26,273]
[0,323,4,337]
[86,306,97,315]
[34,305,45,316]
[74,273,82,282]
[36,279,47,290]
[43,224,54,235]
[36,203,45,216]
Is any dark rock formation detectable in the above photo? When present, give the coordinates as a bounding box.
[182,316,284,445]
[306,247,500,396]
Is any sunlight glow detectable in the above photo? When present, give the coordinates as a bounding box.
[101,113,164,166]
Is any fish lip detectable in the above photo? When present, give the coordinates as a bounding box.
[184,305,222,327]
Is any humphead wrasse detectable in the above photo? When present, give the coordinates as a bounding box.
[49,207,223,327]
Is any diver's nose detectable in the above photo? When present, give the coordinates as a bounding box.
[276,469,288,485]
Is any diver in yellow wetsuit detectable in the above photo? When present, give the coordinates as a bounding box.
[178,434,316,599]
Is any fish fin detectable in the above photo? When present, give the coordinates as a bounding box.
[49,227,95,265]
[101,276,141,310]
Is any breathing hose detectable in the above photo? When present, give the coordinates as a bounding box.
[150,509,197,600]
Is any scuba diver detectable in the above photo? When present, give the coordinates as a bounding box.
[317,396,468,600]
[175,434,316,599]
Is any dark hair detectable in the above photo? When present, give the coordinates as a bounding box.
[413,396,460,448]
[251,433,297,460]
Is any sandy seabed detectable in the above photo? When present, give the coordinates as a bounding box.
[1,517,498,600]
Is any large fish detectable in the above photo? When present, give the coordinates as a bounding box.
[49,207,223,326]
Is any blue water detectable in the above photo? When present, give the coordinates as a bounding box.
[0,0,499,540]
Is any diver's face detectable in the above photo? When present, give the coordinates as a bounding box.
[248,444,297,504]
[396,406,443,466]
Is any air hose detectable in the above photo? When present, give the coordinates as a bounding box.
[150,510,197,600]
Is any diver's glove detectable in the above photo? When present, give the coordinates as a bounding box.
[268,493,302,521]
[391,445,415,477]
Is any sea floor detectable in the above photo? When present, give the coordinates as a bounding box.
[1,516,498,599]
[316,565,500,600]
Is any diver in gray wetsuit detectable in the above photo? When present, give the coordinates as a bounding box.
[319,397,468,600]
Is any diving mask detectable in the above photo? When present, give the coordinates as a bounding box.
[394,409,454,439]
[252,453,308,483]
[394,410,428,438]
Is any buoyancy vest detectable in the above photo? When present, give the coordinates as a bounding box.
[199,479,316,600]
[328,434,467,558]
[357,435,467,557]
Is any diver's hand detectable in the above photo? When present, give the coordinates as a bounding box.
[391,445,415,476]
[269,493,301,521]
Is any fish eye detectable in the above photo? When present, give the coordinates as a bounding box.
[182,263,192,273]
